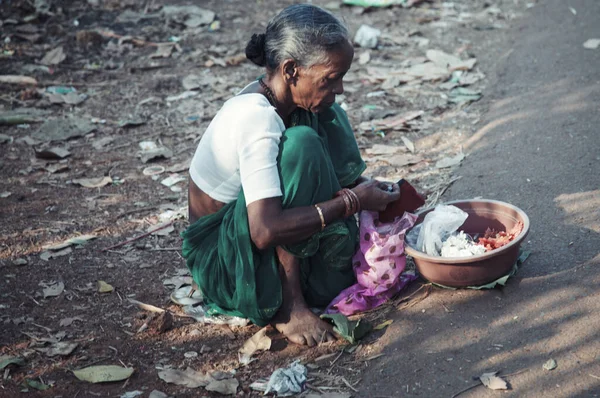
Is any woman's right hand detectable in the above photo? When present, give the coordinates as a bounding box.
[351,179,400,211]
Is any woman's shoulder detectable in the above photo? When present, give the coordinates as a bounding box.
[218,94,283,129]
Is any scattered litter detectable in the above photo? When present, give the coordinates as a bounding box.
[184,351,198,359]
[40,247,72,261]
[384,154,423,167]
[97,280,114,293]
[206,378,240,395]
[264,360,307,397]
[358,51,371,65]
[40,46,66,65]
[0,356,25,370]
[43,234,96,250]
[40,281,65,298]
[36,342,78,357]
[161,174,186,188]
[448,87,482,104]
[138,141,173,163]
[92,136,115,150]
[479,372,507,390]
[435,152,465,168]
[238,327,271,365]
[401,136,415,153]
[1,192,12,198]
[118,117,145,128]
[359,110,424,131]
[35,147,71,160]
[405,62,449,81]
[365,144,404,155]
[182,304,249,326]
[166,90,199,102]
[583,39,600,49]
[162,5,215,28]
[13,258,28,266]
[543,358,557,371]
[157,367,213,388]
[45,86,88,105]
[151,43,180,58]
[72,176,113,188]
[149,391,170,398]
[148,222,174,236]
[416,205,468,256]
[72,365,134,383]
[59,316,84,327]
[120,391,143,398]
[0,75,38,85]
[170,286,203,306]
[321,313,372,344]
[354,25,381,49]
[426,49,477,71]
[33,118,96,142]
[24,379,50,391]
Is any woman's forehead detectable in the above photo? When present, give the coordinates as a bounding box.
[315,43,354,74]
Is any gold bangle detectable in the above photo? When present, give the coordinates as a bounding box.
[346,189,361,213]
[314,204,326,231]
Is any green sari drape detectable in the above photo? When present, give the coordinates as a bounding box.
[181,103,366,326]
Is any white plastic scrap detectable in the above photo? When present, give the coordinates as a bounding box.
[182,304,249,327]
[264,360,307,397]
[440,231,486,257]
[354,25,381,49]
[417,205,468,256]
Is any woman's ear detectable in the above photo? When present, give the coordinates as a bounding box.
[281,59,299,86]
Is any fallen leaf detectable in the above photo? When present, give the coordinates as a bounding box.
[41,281,65,298]
[43,234,96,251]
[365,144,404,156]
[1,191,12,198]
[385,154,423,167]
[206,378,240,395]
[479,372,507,390]
[543,358,557,370]
[151,43,177,59]
[59,316,84,327]
[448,87,482,104]
[33,117,96,142]
[73,176,113,188]
[401,136,415,153]
[583,39,600,49]
[149,391,170,398]
[374,319,393,330]
[238,327,271,365]
[97,280,114,293]
[225,53,247,66]
[40,46,66,65]
[120,391,143,398]
[426,49,477,71]
[404,62,449,81]
[24,379,50,390]
[40,247,72,261]
[36,342,78,357]
[73,365,134,383]
[47,92,88,105]
[435,153,465,168]
[321,313,372,344]
[35,147,71,160]
[360,110,424,131]
[0,75,38,85]
[162,276,193,290]
[157,367,214,388]
[0,356,25,370]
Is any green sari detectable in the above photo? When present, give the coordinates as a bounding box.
[182,103,366,326]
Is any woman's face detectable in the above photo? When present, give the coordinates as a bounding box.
[290,40,354,113]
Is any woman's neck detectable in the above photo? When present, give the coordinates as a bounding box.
[264,74,297,120]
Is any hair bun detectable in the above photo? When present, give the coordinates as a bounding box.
[245,33,267,67]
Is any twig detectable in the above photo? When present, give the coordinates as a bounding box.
[39,81,118,87]
[27,295,42,307]
[96,30,159,47]
[32,323,52,332]
[329,350,344,368]
[590,374,600,380]
[340,377,359,392]
[503,368,530,378]
[451,382,481,398]
[100,221,173,252]
[113,206,157,220]
[149,247,181,251]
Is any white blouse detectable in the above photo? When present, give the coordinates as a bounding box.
[189,93,286,205]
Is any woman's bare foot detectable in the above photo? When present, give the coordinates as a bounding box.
[273,246,337,347]
[274,301,336,347]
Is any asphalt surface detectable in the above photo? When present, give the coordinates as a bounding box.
[361,0,600,396]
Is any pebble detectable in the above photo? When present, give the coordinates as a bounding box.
[184,351,198,359]
[189,329,201,337]
[13,258,28,266]
[201,344,211,354]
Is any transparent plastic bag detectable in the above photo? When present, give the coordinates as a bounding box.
[416,205,468,256]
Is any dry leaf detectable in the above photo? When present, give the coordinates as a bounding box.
[97,280,114,293]
[41,281,65,298]
[479,372,507,390]
[40,46,67,65]
[35,147,71,160]
[401,136,415,153]
[435,153,465,168]
[360,110,424,131]
[36,342,78,357]
[0,75,38,85]
[206,378,239,395]
[157,367,214,388]
[59,316,84,327]
[374,319,393,330]
[43,234,96,251]
[426,49,477,71]
[73,365,134,383]
[385,154,423,167]
[365,144,405,156]
[238,327,271,365]
[72,176,113,188]
[225,53,247,66]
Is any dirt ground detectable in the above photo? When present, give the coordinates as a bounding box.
[1,0,598,397]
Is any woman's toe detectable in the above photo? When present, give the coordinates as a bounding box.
[288,333,307,346]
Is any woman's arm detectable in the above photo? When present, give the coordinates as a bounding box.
[247,180,400,250]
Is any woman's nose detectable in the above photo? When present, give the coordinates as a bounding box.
[333,80,344,95]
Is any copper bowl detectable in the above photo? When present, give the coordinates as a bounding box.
[405,199,530,287]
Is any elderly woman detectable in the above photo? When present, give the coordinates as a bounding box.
[183,4,400,346]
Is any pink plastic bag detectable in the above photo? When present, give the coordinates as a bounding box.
[325,210,417,316]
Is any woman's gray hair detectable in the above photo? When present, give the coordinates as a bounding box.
[246,4,349,69]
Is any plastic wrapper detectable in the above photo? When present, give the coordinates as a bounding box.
[415,205,468,256]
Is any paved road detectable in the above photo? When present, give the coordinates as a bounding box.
[361,0,600,396]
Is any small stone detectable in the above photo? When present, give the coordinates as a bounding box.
[543,358,557,371]
[184,351,198,359]
[189,329,201,337]
[200,344,211,354]
[13,258,28,266]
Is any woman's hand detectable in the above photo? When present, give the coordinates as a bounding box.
[351,179,401,211]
